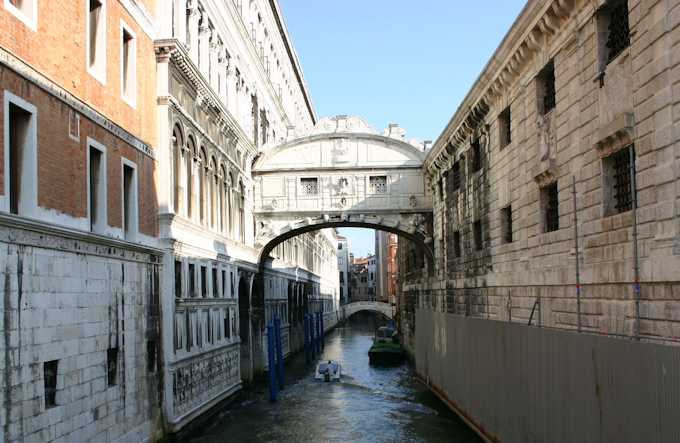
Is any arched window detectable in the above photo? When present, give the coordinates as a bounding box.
[239,180,246,243]
[229,173,236,239]
[210,157,217,229]
[172,124,184,215]
[220,165,227,234]
[186,136,196,219]
[199,148,207,225]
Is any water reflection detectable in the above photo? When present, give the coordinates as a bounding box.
[185,313,481,443]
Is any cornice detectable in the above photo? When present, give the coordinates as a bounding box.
[0,46,154,158]
[425,0,578,178]
[156,39,257,157]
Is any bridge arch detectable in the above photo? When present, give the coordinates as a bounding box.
[252,115,434,270]
[342,301,395,320]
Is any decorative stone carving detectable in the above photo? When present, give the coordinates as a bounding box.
[172,347,240,416]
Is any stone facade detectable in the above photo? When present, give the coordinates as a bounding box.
[399,0,680,349]
[153,0,341,433]
[336,235,351,304]
[375,231,398,305]
[0,1,163,442]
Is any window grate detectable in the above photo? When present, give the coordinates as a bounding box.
[611,146,634,213]
[300,178,318,196]
[473,220,483,251]
[499,107,511,148]
[542,61,556,114]
[544,183,559,232]
[369,176,387,194]
[501,206,513,243]
[471,139,482,173]
[606,1,630,63]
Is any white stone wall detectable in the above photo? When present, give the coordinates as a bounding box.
[0,223,161,443]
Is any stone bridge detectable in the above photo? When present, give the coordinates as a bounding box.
[252,115,434,269]
[342,301,395,319]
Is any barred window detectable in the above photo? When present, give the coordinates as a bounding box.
[453,230,461,257]
[602,0,630,64]
[501,206,513,244]
[473,220,483,251]
[499,107,511,148]
[603,145,635,215]
[470,138,482,173]
[542,182,559,233]
[369,176,387,194]
[537,61,556,115]
[452,160,461,190]
[44,360,58,408]
[300,177,319,196]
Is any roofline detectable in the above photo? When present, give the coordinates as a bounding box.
[425,0,547,166]
[268,0,317,124]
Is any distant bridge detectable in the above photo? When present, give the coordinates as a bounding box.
[342,301,395,319]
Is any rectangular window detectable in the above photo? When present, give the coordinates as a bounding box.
[499,106,511,148]
[221,270,226,297]
[537,60,556,115]
[121,23,137,106]
[122,161,137,240]
[174,260,182,298]
[542,182,559,232]
[200,266,207,298]
[339,271,344,283]
[603,145,635,216]
[206,310,212,344]
[88,140,106,233]
[598,0,630,66]
[212,267,218,297]
[224,309,231,340]
[7,100,34,215]
[147,340,157,373]
[4,0,37,30]
[470,138,482,173]
[87,0,106,82]
[501,206,513,244]
[300,177,318,196]
[107,347,118,386]
[473,220,483,251]
[369,176,387,194]
[453,230,461,258]
[188,263,196,297]
[44,360,58,408]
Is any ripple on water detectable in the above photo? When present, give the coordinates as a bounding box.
[185,322,482,443]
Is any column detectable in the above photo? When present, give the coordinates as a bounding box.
[209,31,220,92]
[187,1,200,63]
[198,13,210,77]
[173,0,187,42]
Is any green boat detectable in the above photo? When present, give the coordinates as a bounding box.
[368,326,404,366]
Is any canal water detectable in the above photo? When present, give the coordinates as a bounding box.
[186,314,482,443]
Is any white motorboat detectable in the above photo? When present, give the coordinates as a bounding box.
[315,360,341,382]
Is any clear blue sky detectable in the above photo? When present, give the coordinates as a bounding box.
[280,1,527,256]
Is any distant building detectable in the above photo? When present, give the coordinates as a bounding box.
[337,235,351,304]
[375,231,398,305]
[350,255,376,301]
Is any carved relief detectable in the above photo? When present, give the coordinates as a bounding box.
[172,347,240,416]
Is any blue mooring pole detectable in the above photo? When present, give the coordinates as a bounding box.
[320,311,325,351]
[274,317,284,389]
[315,312,321,355]
[267,323,278,402]
[311,314,317,358]
[303,314,311,364]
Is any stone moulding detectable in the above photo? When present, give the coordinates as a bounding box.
[156,39,256,157]
[532,158,558,187]
[0,47,154,158]
[426,0,576,174]
[593,112,635,158]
